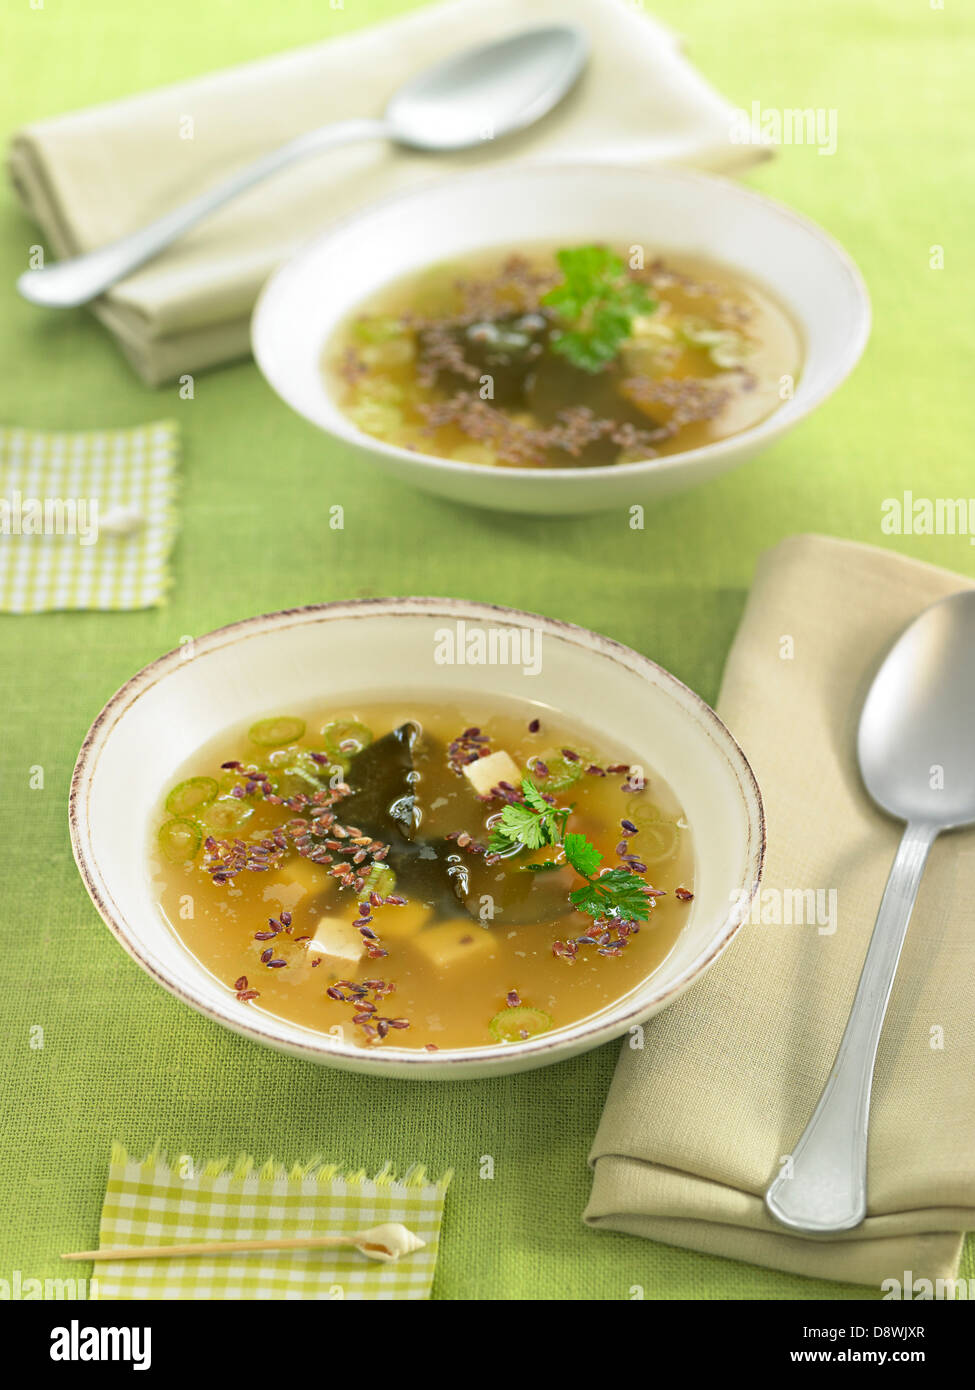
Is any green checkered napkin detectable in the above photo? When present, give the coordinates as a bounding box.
[93,1145,450,1301]
[0,420,179,612]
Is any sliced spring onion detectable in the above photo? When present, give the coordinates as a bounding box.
[248,716,305,748]
[680,317,754,369]
[352,315,406,345]
[164,776,218,817]
[709,338,753,369]
[358,377,405,406]
[204,797,254,833]
[630,314,674,341]
[264,747,327,792]
[622,799,681,863]
[321,719,373,760]
[348,400,403,439]
[362,864,397,898]
[489,1005,552,1044]
[636,819,680,863]
[360,339,415,369]
[679,317,728,347]
[219,767,251,794]
[527,749,584,792]
[158,817,202,863]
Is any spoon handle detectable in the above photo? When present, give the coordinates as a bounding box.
[16,117,389,309]
[765,820,937,1233]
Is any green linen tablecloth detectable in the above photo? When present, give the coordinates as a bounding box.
[1,0,972,1300]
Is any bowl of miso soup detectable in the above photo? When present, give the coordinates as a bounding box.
[70,599,764,1078]
[253,163,869,515]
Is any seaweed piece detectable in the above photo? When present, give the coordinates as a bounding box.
[464,853,578,927]
[342,722,422,843]
[343,724,576,927]
[343,725,470,918]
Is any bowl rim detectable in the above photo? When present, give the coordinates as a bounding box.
[69,596,766,1071]
[251,160,871,485]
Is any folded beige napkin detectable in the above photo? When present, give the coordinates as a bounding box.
[8,0,768,385]
[585,535,975,1288]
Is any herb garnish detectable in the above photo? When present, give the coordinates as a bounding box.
[487,778,570,853]
[488,779,652,924]
[542,246,656,374]
[567,861,652,922]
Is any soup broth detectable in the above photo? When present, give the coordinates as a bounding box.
[151,698,694,1052]
[327,244,802,470]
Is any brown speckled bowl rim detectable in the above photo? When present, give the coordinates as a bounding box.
[69,597,765,1074]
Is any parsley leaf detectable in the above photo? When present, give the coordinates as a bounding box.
[484,777,652,925]
[562,832,603,878]
[570,867,651,923]
[542,245,657,374]
[520,779,554,814]
[487,779,570,855]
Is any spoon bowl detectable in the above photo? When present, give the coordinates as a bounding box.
[858,590,975,829]
[387,26,588,152]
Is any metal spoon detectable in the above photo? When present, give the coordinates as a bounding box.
[16,25,588,309]
[765,589,975,1233]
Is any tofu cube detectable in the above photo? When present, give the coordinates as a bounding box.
[280,856,331,896]
[308,915,365,972]
[265,856,332,913]
[412,922,497,970]
[372,899,432,941]
[462,750,522,798]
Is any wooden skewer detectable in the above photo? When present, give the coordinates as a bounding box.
[63,1234,363,1262]
[61,1222,425,1264]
